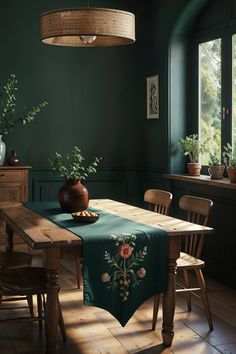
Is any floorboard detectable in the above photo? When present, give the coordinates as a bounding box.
[0,249,235,354]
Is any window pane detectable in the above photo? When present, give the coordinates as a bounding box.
[199,38,222,164]
[232,34,236,155]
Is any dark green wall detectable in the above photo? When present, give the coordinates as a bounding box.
[0,0,210,203]
[1,0,148,169]
[1,0,200,171]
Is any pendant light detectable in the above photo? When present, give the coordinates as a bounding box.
[40,6,135,47]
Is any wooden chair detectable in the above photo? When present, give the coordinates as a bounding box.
[0,228,33,312]
[0,266,66,341]
[144,188,173,331]
[144,189,173,215]
[152,195,214,331]
[0,226,32,270]
[0,250,32,269]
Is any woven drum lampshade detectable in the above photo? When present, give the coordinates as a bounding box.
[40,8,135,47]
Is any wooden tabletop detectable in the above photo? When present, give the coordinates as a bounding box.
[0,202,81,249]
[0,200,214,250]
[89,199,214,236]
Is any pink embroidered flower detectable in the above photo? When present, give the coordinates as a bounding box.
[137,268,146,278]
[101,272,110,282]
[118,243,133,259]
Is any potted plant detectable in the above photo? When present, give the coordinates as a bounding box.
[179,134,207,176]
[208,153,225,179]
[0,73,48,165]
[49,146,102,212]
[222,143,236,183]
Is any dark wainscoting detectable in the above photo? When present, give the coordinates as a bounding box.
[29,167,167,208]
[165,174,236,289]
[29,168,127,204]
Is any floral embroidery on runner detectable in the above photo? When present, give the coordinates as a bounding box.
[101,233,148,301]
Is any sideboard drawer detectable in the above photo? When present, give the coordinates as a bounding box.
[0,170,25,182]
[0,166,31,202]
[0,167,31,245]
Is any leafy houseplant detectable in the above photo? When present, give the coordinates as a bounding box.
[0,73,48,165]
[49,146,102,212]
[0,74,48,136]
[208,153,225,179]
[222,143,236,183]
[49,146,101,180]
[208,154,221,166]
[179,134,207,176]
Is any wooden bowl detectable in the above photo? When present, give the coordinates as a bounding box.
[71,210,100,223]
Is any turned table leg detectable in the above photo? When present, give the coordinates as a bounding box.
[162,238,180,347]
[45,248,61,354]
[162,257,177,346]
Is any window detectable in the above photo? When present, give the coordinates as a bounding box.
[195,0,236,165]
[199,38,222,164]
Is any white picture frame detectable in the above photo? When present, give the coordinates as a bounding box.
[146,74,159,119]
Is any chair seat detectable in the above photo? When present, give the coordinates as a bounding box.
[0,251,32,269]
[0,267,47,295]
[0,266,67,340]
[177,252,205,269]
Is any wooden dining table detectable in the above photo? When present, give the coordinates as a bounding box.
[0,199,214,354]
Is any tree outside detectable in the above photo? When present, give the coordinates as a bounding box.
[199,38,221,165]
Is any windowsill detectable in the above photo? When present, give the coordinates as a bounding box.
[164,173,236,190]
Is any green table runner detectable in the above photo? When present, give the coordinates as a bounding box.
[25,201,168,326]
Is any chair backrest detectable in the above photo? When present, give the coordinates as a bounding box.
[144,189,173,215]
[179,195,213,258]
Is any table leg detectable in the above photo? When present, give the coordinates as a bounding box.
[162,257,177,346]
[4,222,14,251]
[45,248,61,354]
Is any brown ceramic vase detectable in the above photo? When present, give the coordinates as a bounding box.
[8,150,19,166]
[59,179,89,213]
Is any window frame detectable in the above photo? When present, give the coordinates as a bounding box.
[192,26,236,169]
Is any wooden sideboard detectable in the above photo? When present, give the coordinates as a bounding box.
[0,166,31,202]
[0,166,31,245]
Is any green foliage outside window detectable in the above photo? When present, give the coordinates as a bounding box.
[232,35,236,157]
[199,39,221,165]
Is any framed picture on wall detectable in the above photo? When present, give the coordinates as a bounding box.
[146,74,159,119]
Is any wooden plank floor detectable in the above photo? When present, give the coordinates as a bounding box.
[0,248,236,354]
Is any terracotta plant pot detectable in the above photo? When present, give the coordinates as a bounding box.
[59,179,89,213]
[187,162,201,176]
[208,165,225,179]
[226,167,236,183]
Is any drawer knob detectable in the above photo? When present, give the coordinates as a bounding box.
[0,173,5,177]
